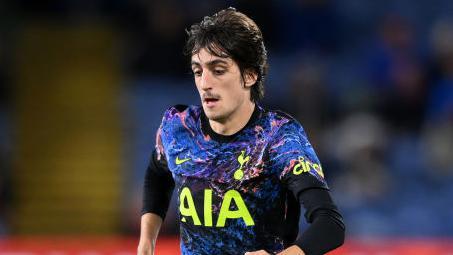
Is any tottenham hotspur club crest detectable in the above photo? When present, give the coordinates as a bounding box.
[234,150,250,180]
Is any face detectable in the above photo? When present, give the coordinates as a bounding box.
[191,48,256,122]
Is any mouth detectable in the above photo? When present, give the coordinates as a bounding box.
[203,97,220,108]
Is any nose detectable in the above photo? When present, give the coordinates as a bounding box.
[200,71,213,91]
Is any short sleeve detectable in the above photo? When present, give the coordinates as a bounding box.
[268,120,328,197]
[155,124,168,168]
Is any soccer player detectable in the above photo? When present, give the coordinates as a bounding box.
[138,8,345,255]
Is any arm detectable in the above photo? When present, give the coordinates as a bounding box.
[271,120,344,254]
[279,188,345,255]
[246,188,345,255]
[137,213,164,255]
[138,149,175,255]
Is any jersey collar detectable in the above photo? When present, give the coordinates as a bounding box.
[201,104,263,143]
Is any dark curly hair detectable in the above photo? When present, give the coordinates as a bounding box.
[184,7,268,102]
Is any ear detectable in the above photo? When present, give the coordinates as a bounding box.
[243,70,258,88]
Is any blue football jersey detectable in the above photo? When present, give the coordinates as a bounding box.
[154,104,328,254]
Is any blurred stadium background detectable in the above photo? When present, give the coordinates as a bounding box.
[0,0,452,254]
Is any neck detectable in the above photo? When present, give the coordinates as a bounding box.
[209,101,255,136]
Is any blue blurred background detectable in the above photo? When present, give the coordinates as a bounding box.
[0,0,452,241]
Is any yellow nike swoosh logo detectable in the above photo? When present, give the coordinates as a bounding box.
[176,156,190,165]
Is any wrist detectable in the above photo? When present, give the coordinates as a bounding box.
[139,238,155,246]
[277,245,305,255]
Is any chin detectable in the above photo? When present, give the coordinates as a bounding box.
[203,107,226,122]
[204,110,220,121]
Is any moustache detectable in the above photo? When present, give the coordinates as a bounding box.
[202,93,220,101]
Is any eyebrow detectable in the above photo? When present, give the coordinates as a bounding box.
[191,59,229,67]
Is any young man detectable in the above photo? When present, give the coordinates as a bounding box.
[138,8,345,255]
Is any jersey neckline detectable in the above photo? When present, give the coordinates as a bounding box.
[200,104,263,143]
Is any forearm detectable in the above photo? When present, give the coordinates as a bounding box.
[294,210,345,255]
[277,212,344,255]
[139,213,163,244]
[293,188,345,255]
[139,149,174,254]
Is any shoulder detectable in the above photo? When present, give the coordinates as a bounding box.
[159,104,202,137]
[264,108,306,137]
[161,104,201,122]
[163,104,189,117]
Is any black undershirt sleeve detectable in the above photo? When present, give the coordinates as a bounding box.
[141,149,175,220]
[294,188,345,255]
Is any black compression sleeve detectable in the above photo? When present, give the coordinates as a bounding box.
[141,149,175,220]
[294,188,345,255]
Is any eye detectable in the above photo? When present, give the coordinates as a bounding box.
[192,70,202,77]
[214,69,225,75]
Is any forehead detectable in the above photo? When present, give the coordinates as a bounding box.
[191,48,233,66]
